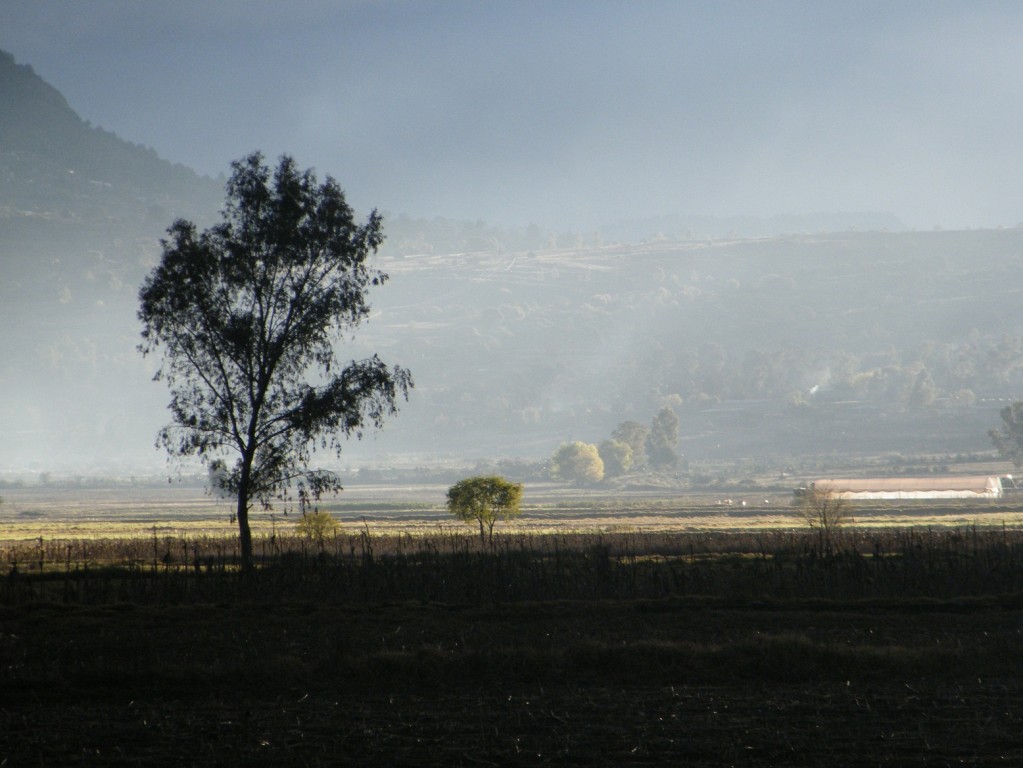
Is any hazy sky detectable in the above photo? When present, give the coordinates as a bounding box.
[3,0,1023,229]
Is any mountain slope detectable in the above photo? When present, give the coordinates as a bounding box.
[0,49,227,473]
[0,48,221,219]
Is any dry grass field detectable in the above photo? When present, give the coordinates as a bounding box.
[4,480,1022,542]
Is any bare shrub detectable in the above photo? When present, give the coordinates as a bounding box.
[798,483,852,555]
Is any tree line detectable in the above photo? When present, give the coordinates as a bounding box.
[549,406,683,485]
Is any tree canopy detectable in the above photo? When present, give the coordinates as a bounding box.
[446,475,524,546]
[611,421,648,469]
[598,439,633,478]
[295,510,341,544]
[990,401,1023,469]
[645,406,680,469]
[138,152,412,569]
[550,441,604,484]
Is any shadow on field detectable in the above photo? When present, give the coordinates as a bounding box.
[3,528,1023,765]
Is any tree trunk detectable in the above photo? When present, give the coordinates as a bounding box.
[237,455,254,572]
[236,490,253,572]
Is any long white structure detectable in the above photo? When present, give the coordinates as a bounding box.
[806,476,1003,500]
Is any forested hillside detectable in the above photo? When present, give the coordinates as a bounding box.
[349,229,1023,461]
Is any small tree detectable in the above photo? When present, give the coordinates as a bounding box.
[598,439,633,478]
[612,421,648,468]
[646,406,680,469]
[295,510,340,543]
[138,152,412,571]
[550,441,604,484]
[990,401,1023,469]
[906,368,936,409]
[447,475,524,547]
[799,483,851,555]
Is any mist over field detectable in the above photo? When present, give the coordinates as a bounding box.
[2,2,1023,478]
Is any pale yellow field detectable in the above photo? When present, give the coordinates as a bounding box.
[3,482,1023,543]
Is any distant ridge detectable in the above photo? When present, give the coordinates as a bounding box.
[604,211,907,242]
[0,47,220,218]
[0,49,82,157]
[0,47,227,324]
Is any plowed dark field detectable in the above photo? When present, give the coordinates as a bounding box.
[4,595,1023,766]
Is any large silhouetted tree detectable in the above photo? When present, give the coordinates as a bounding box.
[138,152,412,570]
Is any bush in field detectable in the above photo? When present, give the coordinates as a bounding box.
[295,510,340,542]
[551,442,604,484]
[798,483,851,555]
[447,475,524,546]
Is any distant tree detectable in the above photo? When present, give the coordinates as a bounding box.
[138,152,412,571]
[446,475,524,546]
[611,421,648,468]
[990,401,1023,469]
[598,439,633,478]
[906,368,936,409]
[295,510,341,543]
[550,442,604,484]
[798,483,851,556]
[645,407,680,469]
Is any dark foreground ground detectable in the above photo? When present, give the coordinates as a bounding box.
[4,594,1023,766]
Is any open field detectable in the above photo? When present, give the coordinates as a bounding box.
[4,481,1023,543]
[3,483,1023,765]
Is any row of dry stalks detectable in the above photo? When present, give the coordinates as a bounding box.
[4,525,1023,605]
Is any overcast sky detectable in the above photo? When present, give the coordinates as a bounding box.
[3,0,1022,230]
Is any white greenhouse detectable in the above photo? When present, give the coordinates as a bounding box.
[801,476,1004,501]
